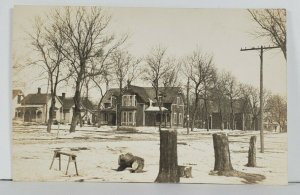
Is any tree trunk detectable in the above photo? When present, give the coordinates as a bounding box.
[204,99,209,131]
[117,153,144,173]
[191,97,199,132]
[230,100,235,130]
[70,89,81,133]
[246,136,257,167]
[212,133,234,174]
[155,129,179,183]
[47,96,56,133]
[220,110,224,130]
[97,103,101,128]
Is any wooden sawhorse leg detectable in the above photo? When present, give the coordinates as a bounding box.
[50,151,61,170]
[65,156,78,176]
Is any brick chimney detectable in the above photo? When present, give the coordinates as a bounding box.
[37,88,41,94]
[62,93,66,99]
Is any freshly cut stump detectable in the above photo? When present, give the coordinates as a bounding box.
[212,133,234,174]
[155,129,179,183]
[178,165,192,178]
[246,136,257,167]
[211,134,265,183]
[117,153,144,173]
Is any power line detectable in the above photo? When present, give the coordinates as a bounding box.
[240,45,280,153]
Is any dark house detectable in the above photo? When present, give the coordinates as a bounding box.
[57,93,96,125]
[99,85,185,127]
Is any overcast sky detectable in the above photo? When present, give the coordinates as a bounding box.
[13,6,287,99]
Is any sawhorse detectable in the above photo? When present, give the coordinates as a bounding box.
[49,150,79,176]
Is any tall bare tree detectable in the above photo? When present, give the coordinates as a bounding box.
[211,71,227,130]
[248,9,287,60]
[144,46,180,183]
[222,72,240,130]
[184,50,215,131]
[29,17,71,133]
[90,70,110,128]
[112,49,141,130]
[52,7,126,132]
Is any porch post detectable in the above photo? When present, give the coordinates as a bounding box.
[165,112,167,128]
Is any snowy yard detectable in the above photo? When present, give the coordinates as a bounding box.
[12,123,287,184]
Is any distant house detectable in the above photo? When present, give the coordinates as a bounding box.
[57,93,96,125]
[14,88,95,124]
[12,89,24,119]
[15,88,63,123]
[209,98,257,130]
[99,85,184,127]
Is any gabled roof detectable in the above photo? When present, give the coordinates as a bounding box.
[102,85,183,104]
[58,96,74,109]
[102,88,120,103]
[57,96,96,111]
[12,89,23,99]
[21,93,52,105]
[81,97,96,110]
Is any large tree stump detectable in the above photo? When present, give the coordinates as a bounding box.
[155,129,179,183]
[246,136,257,167]
[178,165,192,178]
[117,153,144,173]
[212,133,234,174]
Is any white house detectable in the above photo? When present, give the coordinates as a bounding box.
[12,89,24,119]
[15,88,63,123]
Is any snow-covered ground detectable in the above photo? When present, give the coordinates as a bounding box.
[12,123,287,184]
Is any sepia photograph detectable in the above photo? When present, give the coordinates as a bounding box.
[12,6,287,184]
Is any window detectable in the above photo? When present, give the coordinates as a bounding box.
[158,96,162,103]
[104,103,110,108]
[173,113,177,124]
[37,111,42,119]
[110,96,117,107]
[177,97,180,105]
[104,113,108,122]
[121,111,136,126]
[122,95,136,106]
[17,95,22,104]
[179,113,182,125]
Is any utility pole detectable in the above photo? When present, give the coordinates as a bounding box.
[186,77,190,135]
[241,45,280,153]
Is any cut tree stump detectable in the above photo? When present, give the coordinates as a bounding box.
[155,129,179,183]
[117,153,144,173]
[210,134,265,183]
[246,136,257,167]
[178,165,192,178]
[212,133,234,174]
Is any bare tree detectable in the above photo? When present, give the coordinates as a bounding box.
[211,71,227,130]
[144,46,180,183]
[112,49,141,130]
[222,72,240,130]
[265,95,287,132]
[90,70,110,128]
[248,9,287,60]
[52,7,126,132]
[144,47,176,131]
[184,50,215,131]
[29,17,71,133]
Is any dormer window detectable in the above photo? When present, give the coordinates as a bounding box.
[122,95,136,106]
[111,96,117,107]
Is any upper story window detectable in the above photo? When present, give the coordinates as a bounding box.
[177,97,180,105]
[111,96,117,107]
[122,95,136,106]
